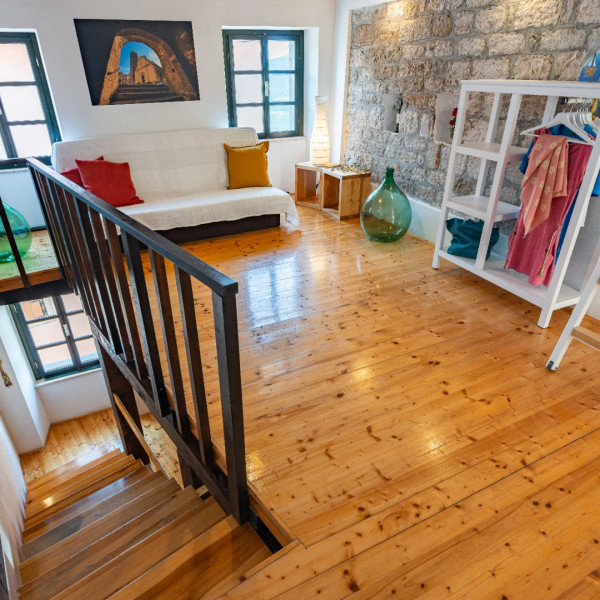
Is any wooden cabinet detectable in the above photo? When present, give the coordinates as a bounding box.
[295,162,371,220]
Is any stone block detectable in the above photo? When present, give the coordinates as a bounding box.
[457,37,486,57]
[403,44,426,59]
[576,0,600,24]
[397,16,434,43]
[514,54,553,80]
[402,76,425,92]
[404,93,436,111]
[425,40,455,57]
[475,7,507,33]
[446,60,472,86]
[427,0,445,12]
[540,28,587,51]
[471,57,510,79]
[396,108,421,134]
[514,0,561,29]
[454,11,474,35]
[553,50,585,80]
[447,0,465,9]
[428,170,448,187]
[353,24,377,46]
[432,13,453,38]
[425,76,446,92]
[465,0,494,7]
[488,33,526,56]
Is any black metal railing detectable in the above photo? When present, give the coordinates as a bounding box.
[27,157,249,523]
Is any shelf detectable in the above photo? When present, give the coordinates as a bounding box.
[295,196,320,209]
[455,141,527,162]
[447,195,520,222]
[437,250,581,309]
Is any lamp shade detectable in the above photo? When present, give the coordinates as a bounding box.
[309,96,331,166]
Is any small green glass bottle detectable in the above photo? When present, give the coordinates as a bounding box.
[360,167,412,243]
[0,203,32,263]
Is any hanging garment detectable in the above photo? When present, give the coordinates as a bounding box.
[520,133,569,234]
[505,138,592,286]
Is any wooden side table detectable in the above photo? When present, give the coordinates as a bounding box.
[294,162,371,220]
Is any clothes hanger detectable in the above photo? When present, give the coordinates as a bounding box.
[521,105,594,145]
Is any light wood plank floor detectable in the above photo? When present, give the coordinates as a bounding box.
[21,206,600,598]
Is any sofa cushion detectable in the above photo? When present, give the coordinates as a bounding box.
[224,142,271,189]
[119,187,299,231]
[61,156,104,186]
[76,159,143,207]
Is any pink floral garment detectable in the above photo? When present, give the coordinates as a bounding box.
[520,134,568,235]
[505,137,592,286]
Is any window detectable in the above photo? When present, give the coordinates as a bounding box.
[0,32,60,167]
[223,30,303,138]
[10,293,99,380]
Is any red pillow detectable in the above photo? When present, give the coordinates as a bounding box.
[75,159,143,208]
[61,156,104,187]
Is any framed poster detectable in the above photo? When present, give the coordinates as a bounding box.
[74,19,200,105]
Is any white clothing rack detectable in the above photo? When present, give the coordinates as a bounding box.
[432,79,600,328]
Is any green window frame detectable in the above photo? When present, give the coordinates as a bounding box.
[0,32,61,169]
[10,294,99,380]
[223,29,303,139]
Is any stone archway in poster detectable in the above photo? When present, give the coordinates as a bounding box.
[74,19,200,106]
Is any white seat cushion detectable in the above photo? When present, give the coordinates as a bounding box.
[120,187,299,230]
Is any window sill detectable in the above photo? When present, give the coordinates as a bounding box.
[263,136,307,143]
[34,365,101,386]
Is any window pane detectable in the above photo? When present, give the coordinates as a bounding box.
[10,123,52,156]
[234,74,263,104]
[236,106,264,134]
[269,74,294,102]
[21,298,57,321]
[68,313,92,339]
[62,294,84,313]
[268,40,295,71]
[76,338,98,364]
[38,345,73,373]
[270,104,295,133]
[0,85,45,122]
[232,39,262,71]
[0,44,34,82]
[28,318,65,348]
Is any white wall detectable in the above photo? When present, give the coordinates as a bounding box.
[0,413,25,600]
[0,0,336,216]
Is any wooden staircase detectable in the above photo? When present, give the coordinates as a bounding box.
[18,448,271,600]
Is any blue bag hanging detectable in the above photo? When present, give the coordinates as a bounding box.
[446,218,500,260]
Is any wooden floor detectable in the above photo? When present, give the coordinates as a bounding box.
[21,206,600,599]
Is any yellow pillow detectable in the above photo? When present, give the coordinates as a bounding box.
[224,142,272,189]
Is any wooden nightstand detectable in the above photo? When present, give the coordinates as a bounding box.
[294,162,371,220]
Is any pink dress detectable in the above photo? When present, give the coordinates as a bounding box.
[505,136,592,286]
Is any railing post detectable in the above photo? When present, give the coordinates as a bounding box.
[212,291,248,523]
[96,341,149,465]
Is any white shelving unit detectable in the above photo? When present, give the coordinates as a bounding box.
[432,79,600,328]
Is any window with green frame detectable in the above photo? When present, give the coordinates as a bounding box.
[223,30,303,139]
[10,294,99,380]
[0,32,60,168]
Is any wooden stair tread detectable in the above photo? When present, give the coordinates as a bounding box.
[25,446,118,493]
[25,447,121,501]
[20,473,174,581]
[113,520,272,600]
[18,485,202,600]
[25,453,137,520]
[50,497,227,600]
[22,467,155,556]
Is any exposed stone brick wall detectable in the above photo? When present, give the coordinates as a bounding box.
[344,0,600,207]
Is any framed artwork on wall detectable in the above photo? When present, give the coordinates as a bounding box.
[74,19,200,106]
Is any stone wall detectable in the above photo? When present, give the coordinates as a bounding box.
[344,0,600,206]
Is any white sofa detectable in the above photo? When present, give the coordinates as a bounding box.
[51,127,299,240]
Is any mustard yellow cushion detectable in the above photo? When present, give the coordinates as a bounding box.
[224,142,272,189]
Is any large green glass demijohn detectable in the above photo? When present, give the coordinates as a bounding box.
[360,167,412,242]
[0,203,32,263]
